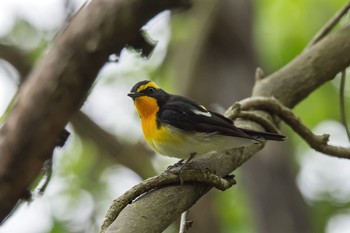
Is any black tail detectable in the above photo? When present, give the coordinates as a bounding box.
[241,129,287,141]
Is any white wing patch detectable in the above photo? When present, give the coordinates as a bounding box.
[192,109,212,117]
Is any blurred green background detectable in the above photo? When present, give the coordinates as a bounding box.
[0,0,350,233]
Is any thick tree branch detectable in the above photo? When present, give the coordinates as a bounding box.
[106,147,262,233]
[106,21,350,233]
[0,0,191,222]
[100,169,235,233]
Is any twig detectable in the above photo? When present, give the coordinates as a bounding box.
[306,1,350,48]
[235,97,350,159]
[225,102,280,134]
[255,67,265,81]
[236,110,280,133]
[225,103,241,119]
[100,170,235,233]
[37,159,53,195]
[339,69,350,141]
[179,210,193,233]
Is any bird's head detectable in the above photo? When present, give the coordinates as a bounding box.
[128,80,169,118]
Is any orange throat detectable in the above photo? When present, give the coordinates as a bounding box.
[134,96,159,140]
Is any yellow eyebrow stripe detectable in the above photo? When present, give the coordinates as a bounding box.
[137,81,159,92]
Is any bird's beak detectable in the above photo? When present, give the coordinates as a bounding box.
[127,92,144,100]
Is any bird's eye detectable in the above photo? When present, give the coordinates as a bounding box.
[147,87,155,94]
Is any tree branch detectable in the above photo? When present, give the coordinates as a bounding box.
[236,111,280,133]
[179,210,192,233]
[236,97,350,159]
[100,169,235,233]
[0,0,191,222]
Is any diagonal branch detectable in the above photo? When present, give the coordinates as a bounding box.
[0,0,191,222]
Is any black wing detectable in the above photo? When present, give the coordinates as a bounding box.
[158,95,255,140]
[158,95,286,141]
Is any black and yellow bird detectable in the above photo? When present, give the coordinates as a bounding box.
[128,80,285,162]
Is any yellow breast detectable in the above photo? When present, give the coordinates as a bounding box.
[134,96,170,143]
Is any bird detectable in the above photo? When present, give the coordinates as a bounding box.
[128,80,286,164]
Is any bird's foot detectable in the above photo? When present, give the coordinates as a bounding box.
[166,153,196,174]
[166,159,184,171]
[165,167,237,190]
[167,153,198,185]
